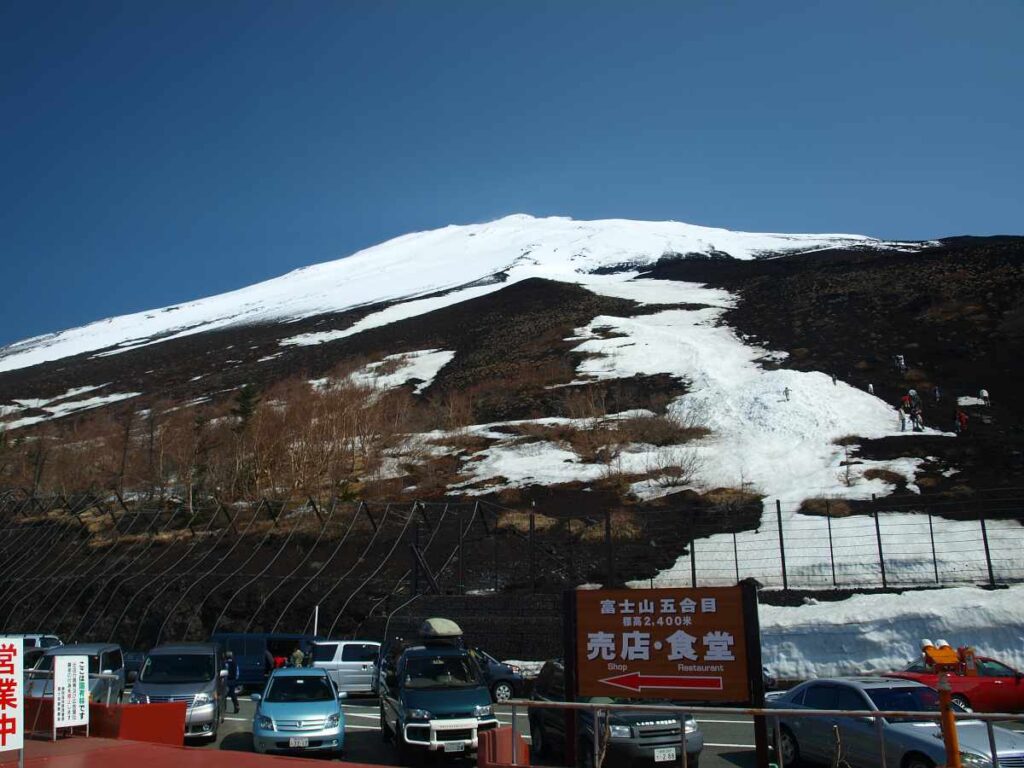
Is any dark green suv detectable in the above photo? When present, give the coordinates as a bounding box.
[529,660,704,768]
[379,643,499,761]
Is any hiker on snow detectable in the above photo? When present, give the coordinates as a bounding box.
[783,387,791,401]
[980,388,990,406]
[868,383,874,395]
[955,409,969,435]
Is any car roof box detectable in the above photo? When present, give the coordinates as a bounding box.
[418,618,463,643]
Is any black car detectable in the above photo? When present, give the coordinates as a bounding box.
[468,647,525,703]
[529,660,704,768]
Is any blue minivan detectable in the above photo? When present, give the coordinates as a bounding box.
[211,632,320,689]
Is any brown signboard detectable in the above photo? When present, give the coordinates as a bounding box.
[574,586,754,703]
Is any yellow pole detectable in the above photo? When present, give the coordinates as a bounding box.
[937,672,962,768]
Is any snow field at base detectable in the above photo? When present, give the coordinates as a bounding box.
[0,214,914,374]
[759,584,1024,678]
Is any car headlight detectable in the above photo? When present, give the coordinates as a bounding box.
[684,718,698,734]
[960,753,992,768]
[407,709,432,720]
[326,713,340,728]
[474,704,493,718]
[608,724,632,739]
[256,715,275,731]
[194,693,212,705]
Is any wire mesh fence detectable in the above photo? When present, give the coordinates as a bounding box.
[1,489,1022,650]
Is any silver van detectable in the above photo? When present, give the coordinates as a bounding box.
[311,640,380,695]
[128,642,226,740]
[27,643,125,705]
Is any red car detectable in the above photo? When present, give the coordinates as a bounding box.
[885,657,1024,712]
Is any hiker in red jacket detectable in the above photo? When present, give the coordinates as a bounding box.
[954,409,969,435]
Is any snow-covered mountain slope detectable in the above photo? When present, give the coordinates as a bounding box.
[0,214,917,374]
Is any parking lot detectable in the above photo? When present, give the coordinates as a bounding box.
[203,694,754,767]
[196,693,1024,768]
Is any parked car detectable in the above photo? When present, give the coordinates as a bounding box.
[251,667,346,756]
[467,647,524,703]
[128,643,227,740]
[529,660,703,768]
[14,633,62,649]
[210,632,320,689]
[768,676,1024,768]
[123,651,145,684]
[885,656,1024,712]
[378,638,498,761]
[27,643,125,704]
[310,640,380,695]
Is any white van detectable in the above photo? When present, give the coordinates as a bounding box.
[311,640,380,694]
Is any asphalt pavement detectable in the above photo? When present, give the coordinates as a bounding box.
[198,697,1024,768]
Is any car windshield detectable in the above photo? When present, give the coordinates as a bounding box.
[140,654,215,684]
[34,654,99,674]
[866,686,966,722]
[403,655,480,689]
[266,675,335,703]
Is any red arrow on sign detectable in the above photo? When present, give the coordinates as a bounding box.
[598,672,724,693]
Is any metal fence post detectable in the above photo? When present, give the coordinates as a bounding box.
[928,513,939,584]
[980,515,996,587]
[776,500,788,590]
[826,503,837,588]
[529,512,536,593]
[873,510,887,588]
[690,538,697,588]
[605,508,614,586]
[875,716,888,768]
[732,532,739,583]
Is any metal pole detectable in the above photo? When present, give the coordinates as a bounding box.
[980,516,996,587]
[987,720,1001,768]
[593,708,600,768]
[510,702,518,767]
[928,513,939,584]
[605,508,613,586]
[733,532,739,583]
[680,717,688,768]
[313,604,319,637]
[458,508,465,594]
[826,503,837,587]
[776,500,788,590]
[875,716,888,768]
[529,512,536,593]
[773,716,784,768]
[873,511,887,588]
[689,538,697,588]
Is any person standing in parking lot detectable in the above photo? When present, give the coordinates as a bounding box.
[290,646,306,668]
[225,651,240,713]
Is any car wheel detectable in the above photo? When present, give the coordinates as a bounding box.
[492,681,514,703]
[779,726,801,767]
[530,719,545,758]
[951,694,972,712]
[903,752,935,768]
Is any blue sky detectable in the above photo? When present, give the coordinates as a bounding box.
[2,1,1021,346]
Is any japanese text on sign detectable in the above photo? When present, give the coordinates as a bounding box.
[54,656,89,731]
[0,637,23,752]
[575,587,752,703]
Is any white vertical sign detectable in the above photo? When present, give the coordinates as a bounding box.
[0,637,23,753]
[53,656,89,733]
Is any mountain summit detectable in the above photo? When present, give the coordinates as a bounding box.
[0,214,912,374]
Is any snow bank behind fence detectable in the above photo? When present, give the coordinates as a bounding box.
[760,585,1024,679]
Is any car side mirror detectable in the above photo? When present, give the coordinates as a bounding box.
[338,691,347,700]
[250,693,262,702]
[219,669,228,678]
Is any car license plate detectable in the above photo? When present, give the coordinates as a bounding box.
[443,742,465,753]
[288,737,309,748]
[654,747,676,762]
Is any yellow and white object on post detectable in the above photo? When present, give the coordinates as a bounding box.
[53,656,89,739]
[0,637,24,756]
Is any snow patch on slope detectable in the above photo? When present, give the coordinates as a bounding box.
[761,585,1024,678]
[0,215,914,373]
[350,350,456,395]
